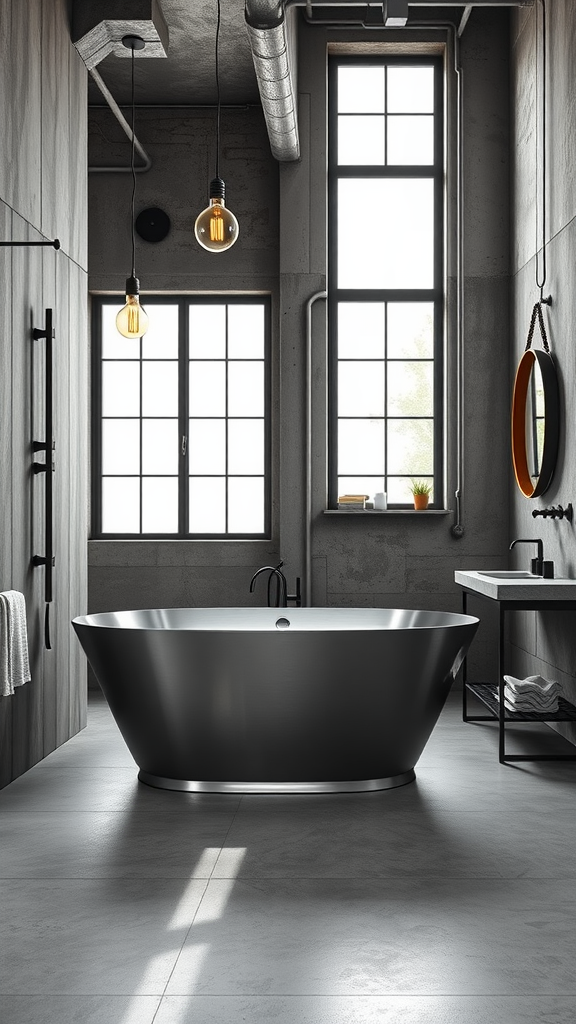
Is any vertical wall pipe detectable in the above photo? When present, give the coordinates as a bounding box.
[305,290,327,606]
[453,29,465,538]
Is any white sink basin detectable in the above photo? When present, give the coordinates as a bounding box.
[479,571,537,579]
[455,569,576,602]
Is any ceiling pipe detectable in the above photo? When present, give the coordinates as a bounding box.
[88,68,152,173]
[246,0,534,162]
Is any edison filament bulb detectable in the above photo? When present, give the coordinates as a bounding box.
[194,178,239,253]
[116,276,149,339]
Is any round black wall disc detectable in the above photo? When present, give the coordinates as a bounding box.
[135,207,171,243]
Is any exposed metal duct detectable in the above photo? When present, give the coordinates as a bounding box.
[245,2,300,161]
[246,0,534,163]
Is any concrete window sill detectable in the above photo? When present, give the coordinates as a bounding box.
[322,509,453,516]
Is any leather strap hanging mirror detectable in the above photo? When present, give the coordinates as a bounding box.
[512,0,559,500]
[511,301,559,498]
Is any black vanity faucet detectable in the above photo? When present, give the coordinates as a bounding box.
[509,537,544,575]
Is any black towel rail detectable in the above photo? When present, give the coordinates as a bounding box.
[32,308,55,650]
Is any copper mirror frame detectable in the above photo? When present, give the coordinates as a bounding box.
[511,348,559,498]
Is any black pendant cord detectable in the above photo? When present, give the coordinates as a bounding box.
[535,0,547,300]
[215,0,221,181]
[130,45,137,278]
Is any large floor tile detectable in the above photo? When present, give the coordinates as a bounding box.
[165,876,576,996]
[0,766,241,816]
[213,791,503,878]
[0,878,207,995]
[154,994,576,1024]
[0,807,231,878]
[0,995,161,1024]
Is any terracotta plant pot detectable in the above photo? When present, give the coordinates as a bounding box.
[413,494,429,510]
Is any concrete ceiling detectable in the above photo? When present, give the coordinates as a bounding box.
[87,0,261,107]
[86,2,473,109]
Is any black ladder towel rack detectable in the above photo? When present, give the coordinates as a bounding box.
[32,308,55,650]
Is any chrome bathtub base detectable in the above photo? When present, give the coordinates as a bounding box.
[138,769,416,794]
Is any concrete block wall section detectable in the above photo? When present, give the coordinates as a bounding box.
[87,105,281,663]
[0,0,89,787]
[509,0,576,741]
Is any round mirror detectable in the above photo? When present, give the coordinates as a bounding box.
[511,349,559,498]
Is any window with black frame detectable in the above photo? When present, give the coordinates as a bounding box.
[328,56,444,509]
[92,296,271,538]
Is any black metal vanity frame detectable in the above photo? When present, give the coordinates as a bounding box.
[460,586,576,763]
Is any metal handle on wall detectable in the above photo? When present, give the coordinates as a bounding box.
[32,308,55,650]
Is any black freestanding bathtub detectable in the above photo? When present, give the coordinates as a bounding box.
[72,607,478,793]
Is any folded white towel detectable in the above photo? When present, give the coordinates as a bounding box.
[0,591,31,697]
[496,692,559,712]
[504,673,560,696]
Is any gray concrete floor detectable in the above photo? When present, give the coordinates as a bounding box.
[1,692,576,1023]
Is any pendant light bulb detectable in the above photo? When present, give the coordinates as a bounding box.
[194,177,239,252]
[116,276,149,339]
[116,35,149,339]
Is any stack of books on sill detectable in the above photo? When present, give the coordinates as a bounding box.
[337,494,369,511]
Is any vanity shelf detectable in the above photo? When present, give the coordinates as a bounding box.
[466,682,576,724]
[455,571,576,764]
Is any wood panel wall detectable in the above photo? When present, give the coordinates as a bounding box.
[0,0,88,788]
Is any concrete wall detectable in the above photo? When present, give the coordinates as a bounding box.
[87,105,281,624]
[291,12,511,681]
[509,0,576,742]
[0,0,88,786]
[87,11,511,685]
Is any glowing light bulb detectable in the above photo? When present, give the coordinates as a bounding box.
[194,178,239,253]
[116,276,149,339]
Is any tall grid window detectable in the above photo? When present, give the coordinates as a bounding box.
[328,56,444,508]
[92,295,271,538]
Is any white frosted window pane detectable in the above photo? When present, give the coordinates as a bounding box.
[338,67,385,113]
[388,419,433,475]
[338,179,434,289]
[142,477,178,533]
[228,478,264,534]
[102,478,140,533]
[189,305,226,358]
[386,476,425,503]
[228,419,264,474]
[102,420,140,474]
[228,362,264,417]
[338,362,384,417]
[338,303,384,358]
[338,116,385,165]
[189,477,226,533]
[102,306,140,359]
[388,362,433,417]
[228,305,265,358]
[142,419,179,475]
[142,305,179,359]
[142,361,178,417]
[388,304,434,358]
[387,67,434,113]
[338,476,384,504]
[388,116,434,165]
[387,476,433,503]
[338,420,384,475]
[189,362,226,416]
[188,419,226,474]
[102,362,140,416]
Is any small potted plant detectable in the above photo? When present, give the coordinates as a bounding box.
[409,480,432,510]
